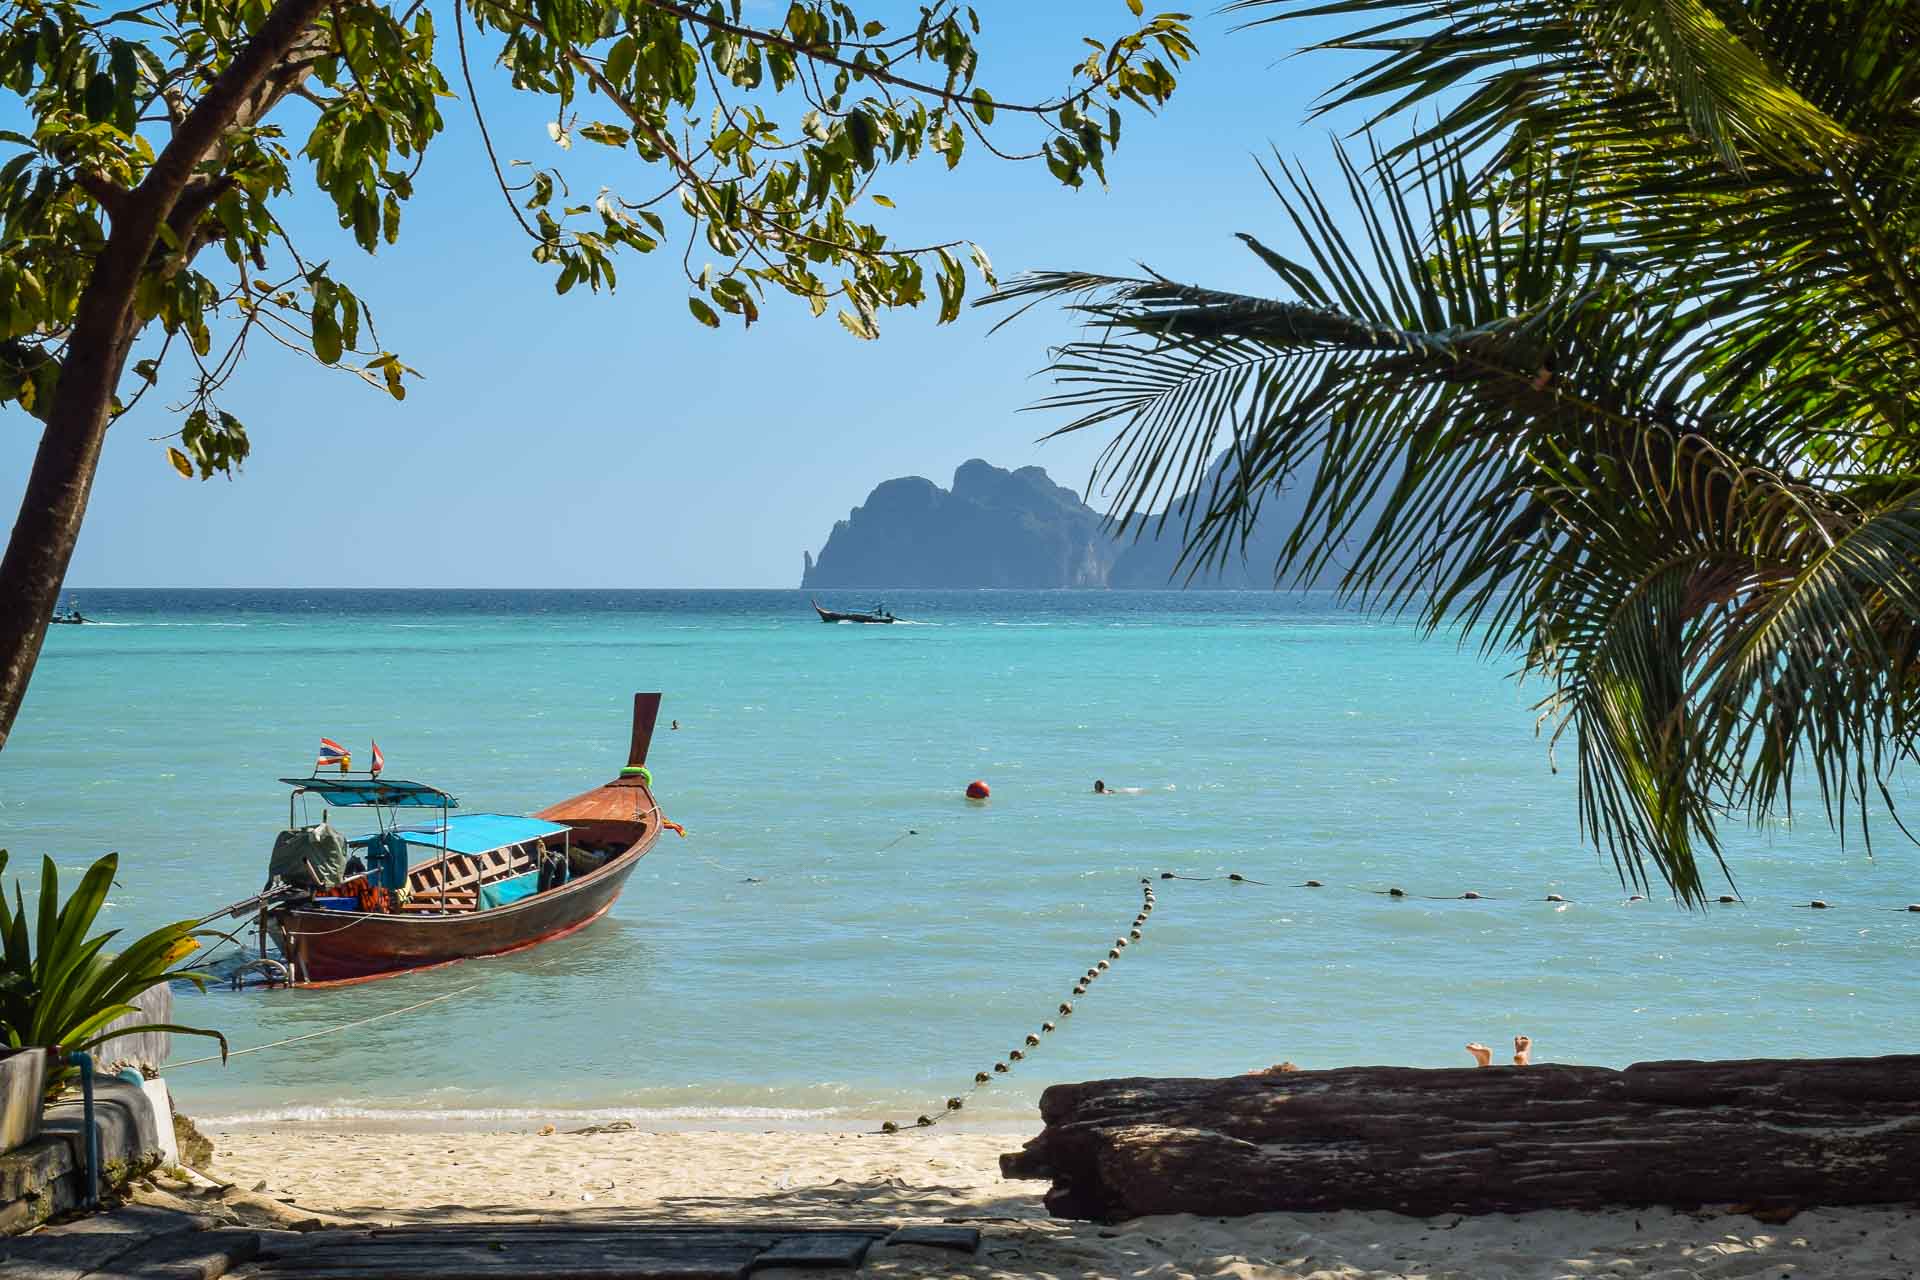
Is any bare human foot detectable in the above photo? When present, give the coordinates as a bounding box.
[1465,1042,1492,1067]
[1513,1034,1532,1066]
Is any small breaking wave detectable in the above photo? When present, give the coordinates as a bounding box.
[200,1102,857,1133]
[64,620,251,627]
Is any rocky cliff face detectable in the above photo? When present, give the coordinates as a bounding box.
[800,457,1318,589]
[1108,452,1307,588]
[802,461,1118,589]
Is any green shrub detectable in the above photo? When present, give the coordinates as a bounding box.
[0,850,226,1091]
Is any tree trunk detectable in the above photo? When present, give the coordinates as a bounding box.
[0,0,333,752]
[0,345,123,753]
[999,1056,1920,1221]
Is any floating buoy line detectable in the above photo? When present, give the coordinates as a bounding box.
[867,867,1920,1135]
[1150,870,1917,913]
[874,877,1159,1135]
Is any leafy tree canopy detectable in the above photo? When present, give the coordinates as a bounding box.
[0,0,1193,475]
[997,0,1920,903]
[0,0,1193,750]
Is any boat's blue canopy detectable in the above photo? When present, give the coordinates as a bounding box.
[371,813,570,856]
[280,777,457,808]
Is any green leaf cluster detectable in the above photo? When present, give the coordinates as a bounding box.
[473,0,1193,335]
[0,0,1192,479]
[0,850,227,1092]
[1,0,448,473]
[998,0,1920,903]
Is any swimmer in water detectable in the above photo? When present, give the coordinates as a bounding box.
[1465,1037,1534,1067]
[670,719,680,730]
[1094,779,1109,794]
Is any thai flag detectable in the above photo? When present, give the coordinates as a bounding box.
[316,738,351,770]
[370,741,385,777]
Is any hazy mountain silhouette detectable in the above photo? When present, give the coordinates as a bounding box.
[801,456,1343,590]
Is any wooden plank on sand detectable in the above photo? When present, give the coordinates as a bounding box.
[90,1227,261,1280]
[354,1224,891,1240]
[260,1238,765,1278]
[883,1225,981,1253]
[252,1223,907,1279]
[749,1233,880,1269]
[0,1206,216,1280]
[256,1266,749,1280]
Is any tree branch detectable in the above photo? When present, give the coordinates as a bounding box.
[622,0,1144,119]
[72,171,129,221]
[171,175,238,247]
[133,0,331,216]
[0,0,338,751]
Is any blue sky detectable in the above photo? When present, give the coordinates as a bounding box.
[5,3,1370,588]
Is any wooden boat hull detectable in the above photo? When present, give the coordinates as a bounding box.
[812,599,894,624]
[268,693,669,987]
[273,835,649,985]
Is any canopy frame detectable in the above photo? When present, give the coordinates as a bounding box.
[281,775,458,868]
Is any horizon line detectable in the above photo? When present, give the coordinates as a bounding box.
[58,584,1320,592]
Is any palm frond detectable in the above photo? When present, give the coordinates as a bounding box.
[990,45,1920,901]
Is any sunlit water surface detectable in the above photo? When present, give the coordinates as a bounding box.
[5,590,1915,1131]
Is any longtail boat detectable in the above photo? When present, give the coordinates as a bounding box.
[811,597,896,624]
[257,693,667,987]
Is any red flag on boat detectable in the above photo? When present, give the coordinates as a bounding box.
[316,738,351,772]
[370,741,385,777]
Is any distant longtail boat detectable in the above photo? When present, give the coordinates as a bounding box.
[251,694,667,987]
[811,597,896,624]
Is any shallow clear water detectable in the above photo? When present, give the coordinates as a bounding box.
[4,590,1915,1131]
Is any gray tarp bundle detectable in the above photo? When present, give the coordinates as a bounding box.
[268,822,349,887]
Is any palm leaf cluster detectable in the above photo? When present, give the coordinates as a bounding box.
[993,1,1920,902]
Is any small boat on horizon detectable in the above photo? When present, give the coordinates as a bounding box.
[49,597,88,625]
[812,597,897,624]
[246,693,669,987]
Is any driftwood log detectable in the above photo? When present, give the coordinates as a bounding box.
[1000,1056,1920,1221]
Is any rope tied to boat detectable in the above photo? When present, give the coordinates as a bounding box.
[278,911,388,939]
[168,985,478,1068]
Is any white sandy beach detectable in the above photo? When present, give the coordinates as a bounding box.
[208,1126,1920,1279]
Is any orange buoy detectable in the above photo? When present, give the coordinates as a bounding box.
[965,779,991,800]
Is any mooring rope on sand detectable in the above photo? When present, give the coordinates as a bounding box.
[168,985,477,1068]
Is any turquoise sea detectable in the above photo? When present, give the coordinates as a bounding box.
[4,590,1916,1131]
